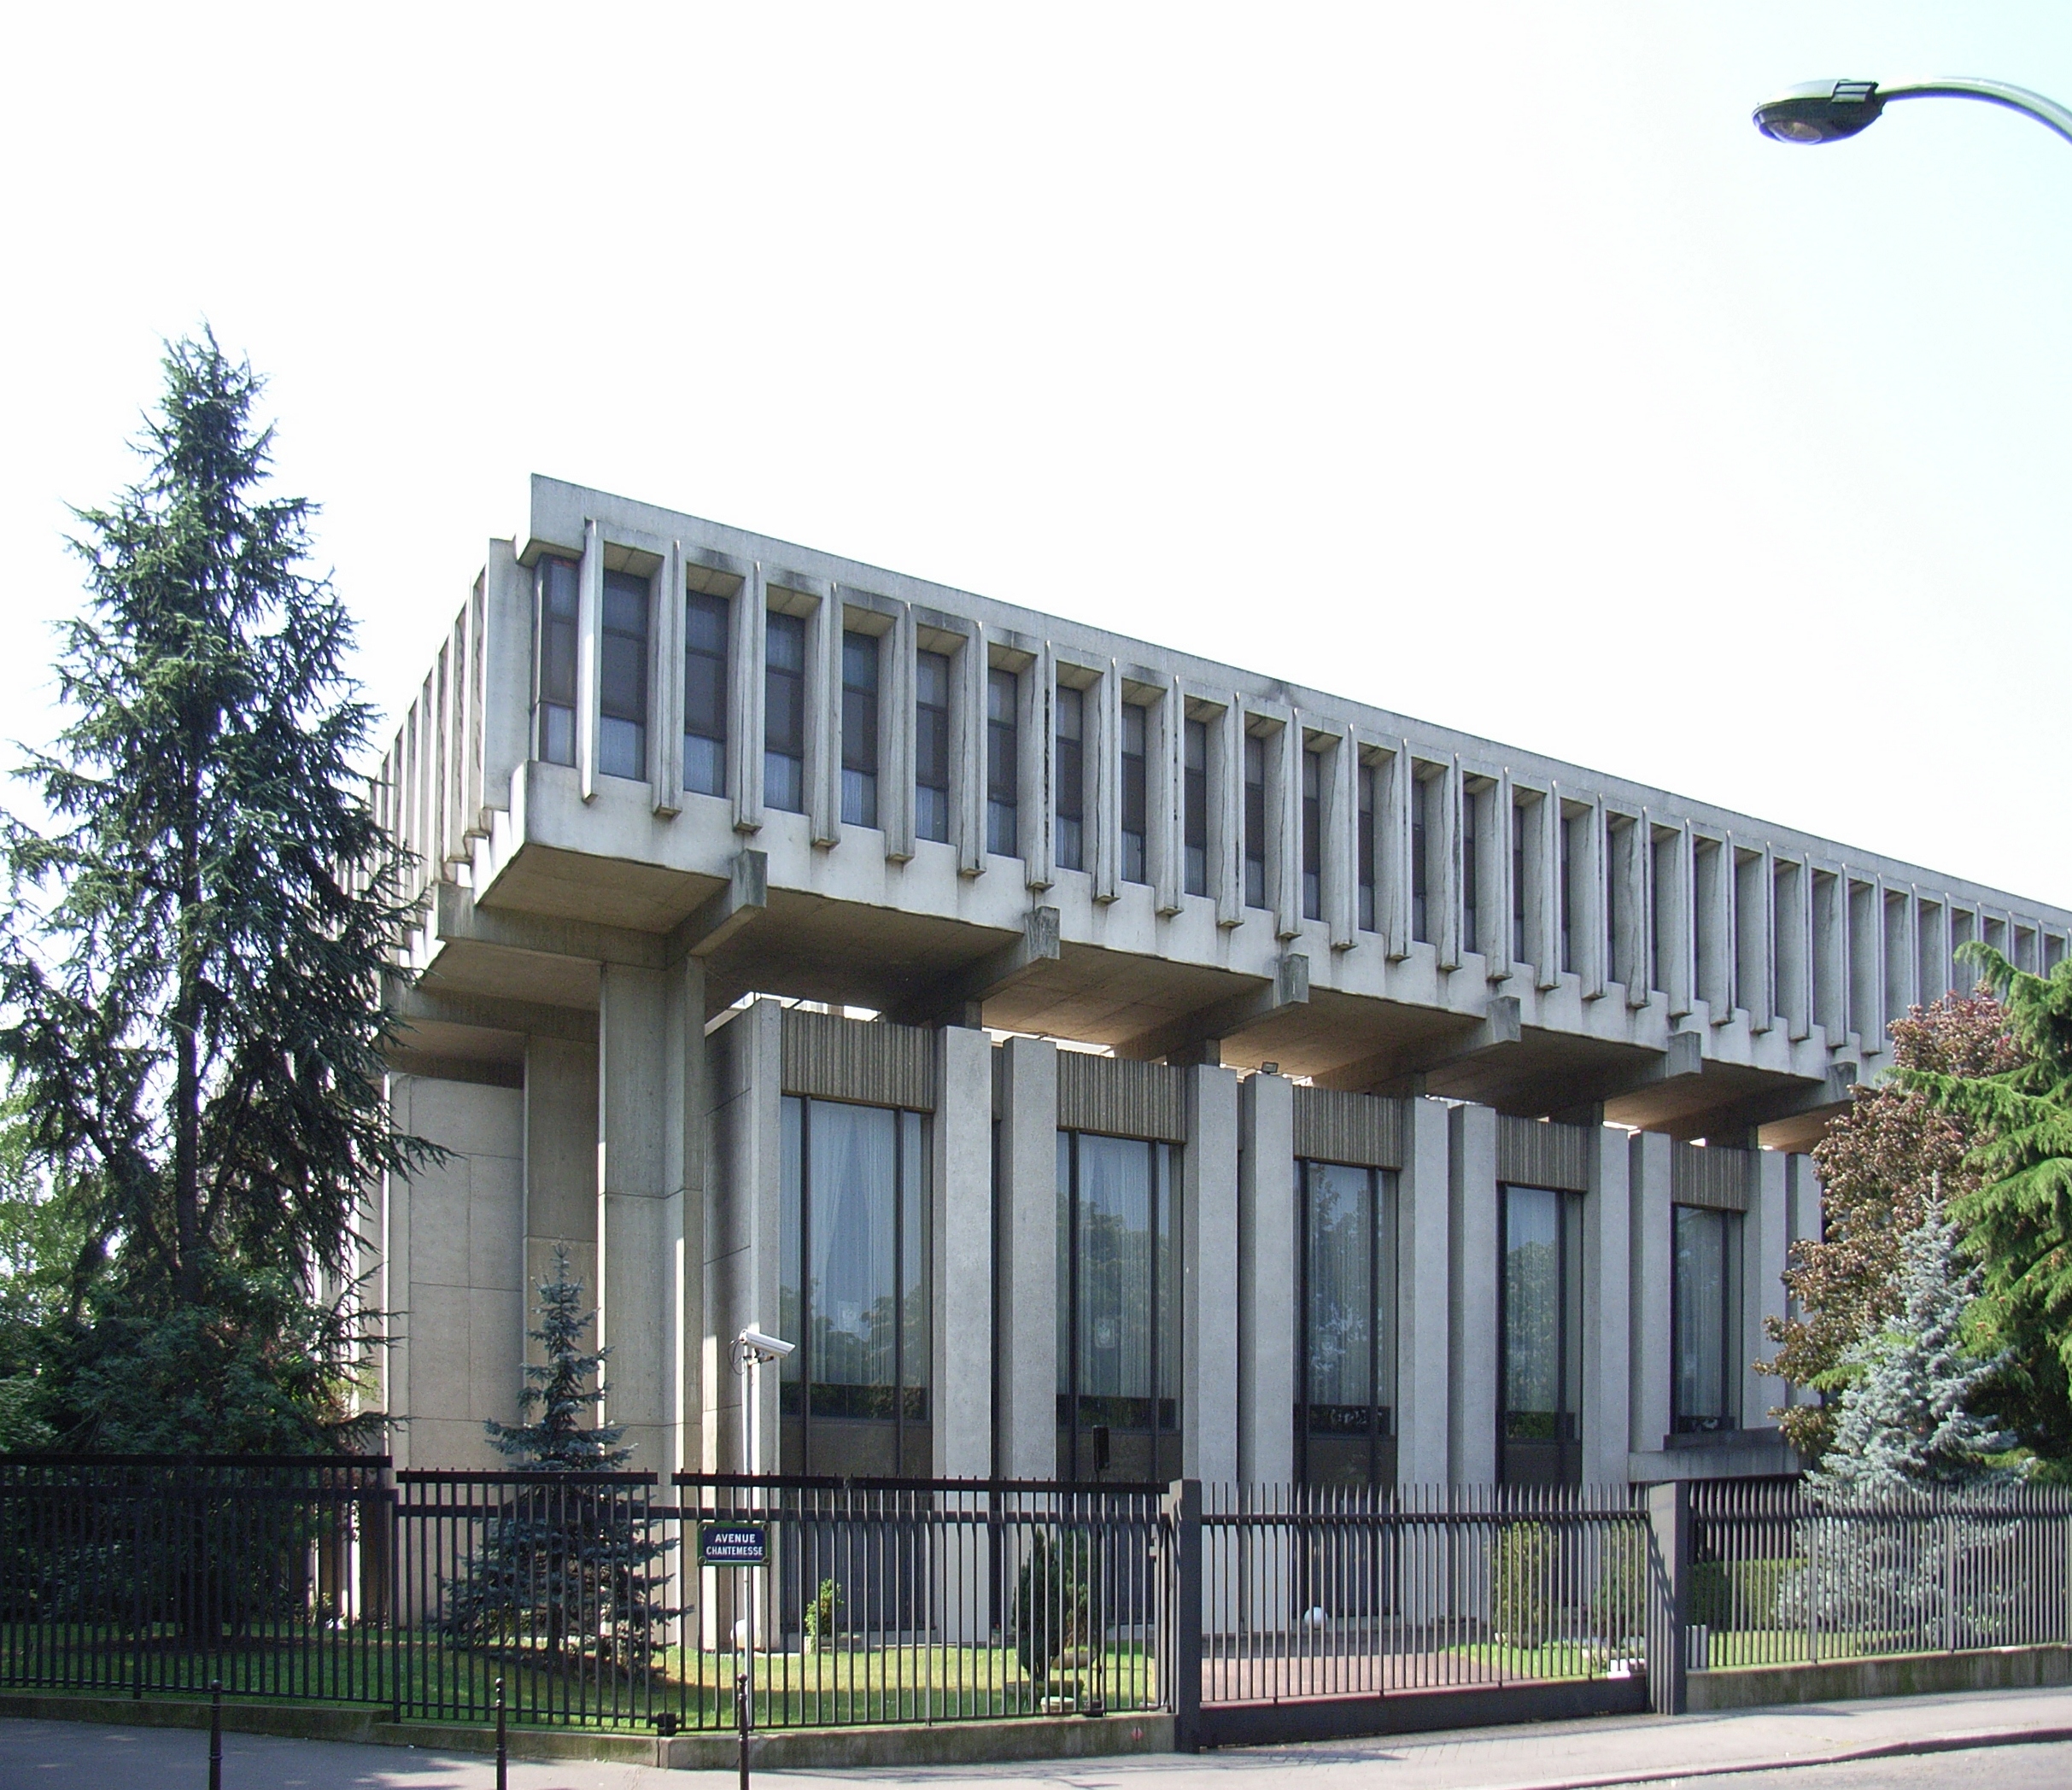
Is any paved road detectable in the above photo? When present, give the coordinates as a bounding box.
[3,1687,2071,1789]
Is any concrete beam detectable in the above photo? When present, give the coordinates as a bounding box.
[668,850,768,962]
[386,982,598,1045]
[887,907,1061,1028]
[1316,995,1522,1095]
[1665,1061,1858,1145]
[1113,952,1308,1065]
[1543,1027,1706,1124]
[431,880,666,968]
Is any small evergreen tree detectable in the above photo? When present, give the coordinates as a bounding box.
[439,1253,673,1670]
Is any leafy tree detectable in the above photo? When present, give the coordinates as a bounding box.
[0,333,429,1449]
[440,1253,673,1669]
[1904,944,2072,1469]
[1759,993,2016,1461]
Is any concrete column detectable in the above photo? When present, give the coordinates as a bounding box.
[1482,772,1513,981]
[882,604,916,861]
[1813,866,1847,1044]
[806,581,840,848]
[1583,1124,1632,1487]
[1322,726,1358,951]
[1213,699,1244,929]
[382,1077,415,1470]
[1696,834,1735,1024]
[952,629,986,876]
[729,561,765,833]
[702,999,783,1476]
[1741,1149,1790,1432]
[1236,1072,1295,1485]
[1151,677,1185,915]
[1620,814,1652,1009]
[1577,795,1608,1001]
[1091,662,1121,904]
[1627,1131,1673,1456]
[994,1036,1058,1478]
[1784,1153,1823,1416]
[1018,641,1054,890]
[598,962,670,1469]
[1849,877,1884,1049]
[1269,717,1300,941]
[1447,1103,1498,1483]
[1396,1096,1451,1484]
[1737,847,1776,1034]
[1886,885,1920,1022]
[480,538,532,809]
[931,1027,993,1477]
[1380,741,1414,960]
[1776,857,1812,1042]
[1432,758,1463,970]
[651,541,684,815]
[1659,824,1695,1020]
[1921,898,1955,1003]
[577,518,603,802]
[1182,1064,1240,1483]
[524,1028,600,1341]
[660,952,707,1472]
[1531,788,1561,991]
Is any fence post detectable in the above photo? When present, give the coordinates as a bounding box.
[1163,1480,1203,1752]
[1644,1483,1689,1717]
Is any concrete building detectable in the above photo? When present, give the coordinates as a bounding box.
[366,476,2071,1490]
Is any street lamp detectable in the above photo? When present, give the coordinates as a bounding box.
[1753,78,2072,148]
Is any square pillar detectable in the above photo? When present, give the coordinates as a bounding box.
[598,961,670,1469]
[994,1036,1057,1478]
[1583,1124,1631,1488]
[1447,1102,1498,1483]
[931,1026,993,1477]
[702,999,783,1476]
[1237,1071,1295,1486]
[660,953,707,1473]
[1182,1064,1240,1483]
[1628,1130,1673,1455]
[1785,1153,1824,1414]
[1395,1096,1452,1484]
[524,1029,600,1366]
[1742,1149,1790,1431]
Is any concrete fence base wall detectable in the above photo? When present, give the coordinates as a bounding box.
[1688,1644,2072,1712]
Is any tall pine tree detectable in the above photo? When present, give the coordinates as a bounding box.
[0,333,429,1446]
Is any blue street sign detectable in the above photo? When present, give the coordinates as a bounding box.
[700,1522,769,1567]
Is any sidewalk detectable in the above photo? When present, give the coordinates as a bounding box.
[3,1686,2071,1789]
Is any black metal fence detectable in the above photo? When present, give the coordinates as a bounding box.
[5,1457,2069,1746]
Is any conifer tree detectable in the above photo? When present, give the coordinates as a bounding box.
[1903,943,2072,1469]
[0,333,426,1308]
[440,1253,673,1670]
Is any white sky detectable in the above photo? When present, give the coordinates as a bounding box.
[3,4,2069,908]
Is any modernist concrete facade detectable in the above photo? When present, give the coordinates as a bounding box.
[366,476,2072,1491]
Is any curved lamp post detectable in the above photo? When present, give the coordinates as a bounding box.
[1753,78,2072,148]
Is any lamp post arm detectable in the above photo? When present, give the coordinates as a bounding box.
[1879,79,2072,148]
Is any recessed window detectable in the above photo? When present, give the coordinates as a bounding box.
[535,556,578,766]
[1301,746,1323,922]
[682,591,729,797]
[1055,683,1086,872]
[1411,776,1431,945]
[1356,762,1376,932]
[778,1097,930,1477]
[764,611,805,814]
[1121,703,1148,884]
[1243,733,1267,910]
[1462,788,1480,955]
[915,649,951,843]
[986,667,1018,857]
[598,570,649,781]
[841,629,879,829]
[1501,1182,1583,1484]
[1183,717,1209,898]
[1296,1160,1396,1486]
[1672,1205,1741,1436]
[1056,1130,1180,1483]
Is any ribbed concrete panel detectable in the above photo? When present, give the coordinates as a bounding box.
[1291,1085,1406,1169]
[779,1009,938,1111]
[1056,1051,1186,1141]
[1495,1114,1592,1191]
[1671,1141,1752,1213]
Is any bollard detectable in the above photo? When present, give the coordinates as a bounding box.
[208,1680,222,1790]
[736,1667,751,1790]
[495,1677,507,1790]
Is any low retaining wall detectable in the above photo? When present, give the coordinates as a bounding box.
[1689,1644,2072,1711]
[0,1690,1172,1770]
[1195,1674,1652,1750]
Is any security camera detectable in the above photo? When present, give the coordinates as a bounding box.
[736,1328,794,1360]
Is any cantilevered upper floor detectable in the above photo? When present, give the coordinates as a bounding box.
[376,476,2071,1146]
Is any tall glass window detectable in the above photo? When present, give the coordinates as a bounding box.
[915,649,951,843]
[1301,746,1323,922]
[598,569,650,781]
[1672,1206,1741,1435]
[764,611,806,814]
[986,667,1018,857]
[1055,683,1086,872]
[1183,717,1209,898]
[1296,1161,1397,1486]
[1357,761,1376,932]
[682,589,729,797]
[1411,775,1431,944]
[1462,787,1480,954]
[1501,1183,1583,1484]
[535,556,578,766]
[1056,1132,1180,1482]
[1121,703,1148,884]
[841,629,879,828]
[778,1097,930,1477]
[1243,732,1267,910]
